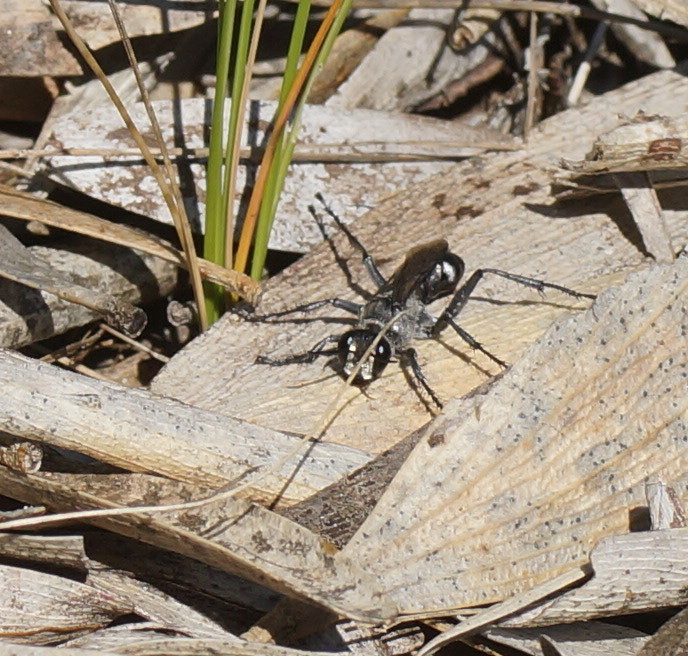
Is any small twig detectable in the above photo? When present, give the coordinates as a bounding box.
[524,11,539,138]
[100,323,170,364]
[0,138,521,162]
[567,20,608,106]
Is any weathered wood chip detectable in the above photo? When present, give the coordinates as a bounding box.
[340,253,688,619]
[47,98,515,253]
[0,349,370,505]
[0,224,147,336]
[0,471,397,622]
[629,0,688,28]
[0,562,128,645]
[486,621,648,656]
[0,184,260,303]
[153,67,688,455]
[504,528,688,625]
[561,113,688,174]
[58,0,213,50]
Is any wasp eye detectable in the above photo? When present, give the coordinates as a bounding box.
[337,329,391,385]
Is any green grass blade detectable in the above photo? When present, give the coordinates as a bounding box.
[204,0,238,321]
[250,0,352,280]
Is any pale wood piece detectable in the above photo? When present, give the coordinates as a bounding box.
[0,636,339,656]
[614,171,674,263]
[0,471,398,622]
[326,8,500,111]
[0,224,146,336]
[0,0,80,76]
[86,569,236,639]
[629,0,688,27]
[0,562,128,644]
[647,482,687,530]
[486,623,648,656]
[561,113,688,173]
[60,623,188,652]
[416,569,588,655]
[0,243,177,349]
[504,528,688,625]
[588,0,675,68]
[540,634,646,656]
[0,184,260,303]
[58,0,213,51]
[153,67,688,455]
[47,99,515,253]
[0,645,102,655]
[340,255,688,618]
[0,350,369,506]
[308,9,410,104]
[0,534,87,570]
[82,532,281,615]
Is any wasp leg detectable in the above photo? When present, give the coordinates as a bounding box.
[249,297,361,322]
[402,348,443,409]
[445,318,507,368]
[255,335,340,366]
[434,269,595,335]
[311,193,387,288]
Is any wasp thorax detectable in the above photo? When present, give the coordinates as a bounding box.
[338,329,392,385]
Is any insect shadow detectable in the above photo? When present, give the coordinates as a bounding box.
[250,195,595,409]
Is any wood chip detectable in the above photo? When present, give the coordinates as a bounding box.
[628,0,688,28]
[153,67,688,453]
[340,254,688,619]
[46,99,516,253]
[86,568,236,639]
[0,562,128,645]
[504,528,688,625]
[588,0,675,68]
[486,622,648,656]
[0,184,260,303]
[0,534,87,570]
[0,350,370,505]
[561,112,688,174]
[613,171,674,262]
[0,470,398,622]
[0,241,177,349]
[58,0,213,51]
[0,224,147,336]
[647,482,687,530]
[0,0,80,76]
[326,8,503,112]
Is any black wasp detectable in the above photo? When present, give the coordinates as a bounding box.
[254,194,595,408]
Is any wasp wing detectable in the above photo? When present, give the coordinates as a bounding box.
[383,239,451,305]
